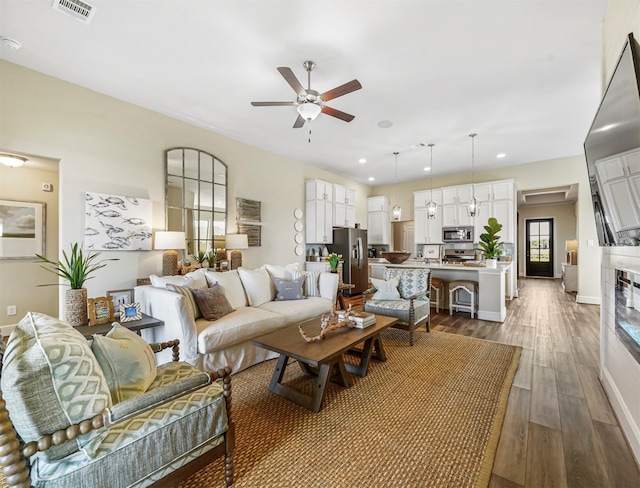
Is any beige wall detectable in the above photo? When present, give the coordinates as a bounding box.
[0,163,59,325]
[599,0,640,465]
[517,203,577,278]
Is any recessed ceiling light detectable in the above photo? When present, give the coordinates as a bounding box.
[377,120,393,129]
[359,158,367,164]
[368,177,375,181]
[424,167,431,172]
[497,153,506,159]
[0,36,22,50]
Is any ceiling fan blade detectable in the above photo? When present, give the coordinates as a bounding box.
[293,114,306,128]
[277,67,306,96]
[320,79,362,102]
[321,106,355,123]
[251,101,295,106]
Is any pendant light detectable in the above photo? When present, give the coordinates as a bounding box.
[392,151,402,221]
[467,133,479,217]
[426,143,437,219]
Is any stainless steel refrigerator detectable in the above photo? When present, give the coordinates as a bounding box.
[331,227,368,295]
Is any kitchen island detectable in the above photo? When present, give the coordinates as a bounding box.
[369,260,514,322]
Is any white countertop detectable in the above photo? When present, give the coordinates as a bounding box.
[369,259,513,273]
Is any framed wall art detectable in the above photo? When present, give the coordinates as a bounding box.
[84,192,152,251]
[88,296,115,326]
[0,199,45,259]
[237,224,261,247]
[236,198,261,222]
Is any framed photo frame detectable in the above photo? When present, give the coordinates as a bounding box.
[0,199,45,259]
[88,296,115,326]
[119,303,142,322]
[107,289,134,312]
[220,260,229,271]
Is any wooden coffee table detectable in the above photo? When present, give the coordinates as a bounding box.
[251,314,397,412]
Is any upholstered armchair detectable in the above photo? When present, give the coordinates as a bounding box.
[362,268,432,346]
[0,312,235,488]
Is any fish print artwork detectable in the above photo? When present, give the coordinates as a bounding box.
[85,192,153,251]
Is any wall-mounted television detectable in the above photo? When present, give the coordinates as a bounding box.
[584,33,640,246]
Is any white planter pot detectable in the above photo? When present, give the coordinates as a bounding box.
[485,258,497,268]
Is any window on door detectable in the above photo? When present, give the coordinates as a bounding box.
[526,218,554,277]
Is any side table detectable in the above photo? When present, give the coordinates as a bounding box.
[75,313,163,339]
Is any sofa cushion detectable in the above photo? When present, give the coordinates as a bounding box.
[1,312,112,462]
[192,284,234,320]
[290,269,321,297]
[150,274,187,288]
[182,268,209,290]
[237,267,273,307]
[195,307,285,353]
[204,270,248,309]
[260,296,333,324]
[166,283,201,319]
[91,323,157,404]
[371,277,401,300]
[264,263,300,299]
[273,276,306,301]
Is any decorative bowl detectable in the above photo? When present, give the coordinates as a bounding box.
[381,251,411,264]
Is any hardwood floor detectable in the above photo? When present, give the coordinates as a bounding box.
[345,278,640,487]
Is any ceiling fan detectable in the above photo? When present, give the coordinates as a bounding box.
[251,60,362,128]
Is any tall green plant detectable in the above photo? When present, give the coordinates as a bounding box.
[35,242,119,289]
[476,217,504,259]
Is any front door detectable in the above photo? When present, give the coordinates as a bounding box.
[526,218,554,277]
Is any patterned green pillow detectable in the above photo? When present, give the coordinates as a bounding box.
[384,268,429,301]
[1,312,112,462]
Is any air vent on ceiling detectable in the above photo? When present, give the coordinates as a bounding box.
[52,0,96,24]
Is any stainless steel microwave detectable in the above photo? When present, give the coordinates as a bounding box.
[442,226,474,243]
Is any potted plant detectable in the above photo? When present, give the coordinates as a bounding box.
[476,217,503,268]
[328,252,342,273]
[191,250,210,268]
[36,243,118,326]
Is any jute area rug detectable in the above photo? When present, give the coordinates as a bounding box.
[179,329,521,488]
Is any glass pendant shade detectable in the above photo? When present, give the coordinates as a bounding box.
[392,204,402,221]
[296,102,322,121]
[427,200,437,219]
[467,133,479,218]
[467,196,478,217]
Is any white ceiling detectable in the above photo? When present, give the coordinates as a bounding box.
[0,0,609,186]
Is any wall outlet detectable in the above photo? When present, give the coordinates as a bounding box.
[42,182,53,192]
[7,305,16,316]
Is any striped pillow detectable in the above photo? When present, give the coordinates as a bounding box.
[291,269,321,297]
[166,284,200,319]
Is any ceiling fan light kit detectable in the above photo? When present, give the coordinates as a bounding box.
[251,60,361,129]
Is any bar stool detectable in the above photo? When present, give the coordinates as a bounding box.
[430,277,445,313]
[449,280,478,319]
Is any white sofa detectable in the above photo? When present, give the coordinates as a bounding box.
[135,264,339,374]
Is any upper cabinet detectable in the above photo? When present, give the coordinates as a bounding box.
[367,196,390,245]
[334,184,356,227]
[473,180,515,243]
[442,184,474,227]
[414,190,443,244]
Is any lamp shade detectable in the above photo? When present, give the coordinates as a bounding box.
[225,233,248,250]
[565,240,578,252]
[154,231,186,250]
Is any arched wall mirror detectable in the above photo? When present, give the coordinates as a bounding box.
[166,148,227,257]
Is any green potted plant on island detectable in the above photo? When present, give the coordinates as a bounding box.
[328,252,342,273]
[36,243,119,326]
[476,217,503,268]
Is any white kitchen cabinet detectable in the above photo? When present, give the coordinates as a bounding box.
[595,149,640,234]
[367,195,389,212]
[414,189,442,209]
[474,180,514,202]
[414,207,443,244]
[472,180,515,243]
[443,203,474,227]
[334,184,356,227]
[306,179,334,244]
[442,185,473,205]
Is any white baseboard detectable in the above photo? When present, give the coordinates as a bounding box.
[601,368,640,466]
[577,294,600,305]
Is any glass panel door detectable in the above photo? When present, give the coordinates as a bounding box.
[526,218,554,277]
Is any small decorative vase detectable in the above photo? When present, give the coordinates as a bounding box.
[65,288,88,326]
[486,258,497,269]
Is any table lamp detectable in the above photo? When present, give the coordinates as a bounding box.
[565,239,578,265]
[226,233,248,270]
[155,231,186,276]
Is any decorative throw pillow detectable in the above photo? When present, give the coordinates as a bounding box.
[182,268,208,290]
[91,323,157,404]
[273,276,306,301]
[192,284,234,320]
[166,283,201,319]
[150,274,187,288]
[371,277,401,300]
[204,270,248,309]
[237,267,273,307]
[264,263,300,299]
[386,268,429,300]
[1,312,112,462]
[291,269,321,297]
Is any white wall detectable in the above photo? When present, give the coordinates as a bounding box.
[599,0,640,465]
